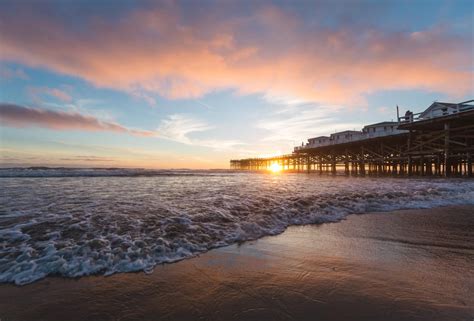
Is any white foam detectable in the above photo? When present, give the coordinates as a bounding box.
[1,173,473,285]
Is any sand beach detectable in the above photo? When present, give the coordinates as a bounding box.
[1,205,473,321]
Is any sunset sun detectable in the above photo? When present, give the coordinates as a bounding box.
[269,163,282,173]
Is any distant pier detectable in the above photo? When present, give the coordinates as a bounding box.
[230,100,474,177]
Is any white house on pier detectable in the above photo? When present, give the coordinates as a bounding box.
[362,121,406,138]
[419,101,474,120]
[329,130,364,143]
[307,136,330,147]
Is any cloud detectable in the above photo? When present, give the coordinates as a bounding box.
[158,114,212,143]
[28,86,72,103]
[59,155,115,162]
[0,103,155,136]
[129,90,157,107]
[376,106,392,115]
[0,103,243,149]
[157,114,243,149]
[257,103,363,142]
[0,3,471,106]
[0,65,28,80]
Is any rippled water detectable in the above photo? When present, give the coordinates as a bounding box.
[1,169,473,285]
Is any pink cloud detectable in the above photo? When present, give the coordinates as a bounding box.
[0,5,471,106]
[0,103,155,136]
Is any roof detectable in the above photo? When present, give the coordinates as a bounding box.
[420,102,459,118]
[330,130,363,135]
[363,121,398,128]
[398,109,474,131]
[308,136,329,140]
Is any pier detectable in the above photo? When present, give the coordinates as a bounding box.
[230,100,474,177]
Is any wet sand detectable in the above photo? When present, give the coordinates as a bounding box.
[1,205,473,321]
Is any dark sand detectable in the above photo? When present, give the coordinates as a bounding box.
[1,205,473,321]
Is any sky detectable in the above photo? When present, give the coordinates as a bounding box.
[0,0,473,169]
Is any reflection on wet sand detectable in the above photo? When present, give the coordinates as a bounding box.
[1,205,473,321]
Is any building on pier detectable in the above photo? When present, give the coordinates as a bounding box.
[308,136,330,148]
[294,136,330,151]
[296,123,405,152]
[330,130,364,144]
[362,121,406,139]
[419,101,474,119]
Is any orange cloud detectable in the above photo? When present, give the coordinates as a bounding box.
[0,103,155,136]
[0,5,471,105]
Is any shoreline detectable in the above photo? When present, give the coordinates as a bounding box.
[1,205,473,321]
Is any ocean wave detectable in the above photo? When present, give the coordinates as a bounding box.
[0,167,235,178]
[0,173,473,285]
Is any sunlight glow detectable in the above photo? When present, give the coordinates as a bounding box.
[269,163,283,173]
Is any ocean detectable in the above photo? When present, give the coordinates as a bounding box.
[1,168,473,285]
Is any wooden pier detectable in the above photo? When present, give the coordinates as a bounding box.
[230,107,474,177]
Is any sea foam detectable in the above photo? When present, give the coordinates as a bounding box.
[1,169,473,285]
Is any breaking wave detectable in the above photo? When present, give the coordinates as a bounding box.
[0,167,232,178]
[1,169,473,285]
